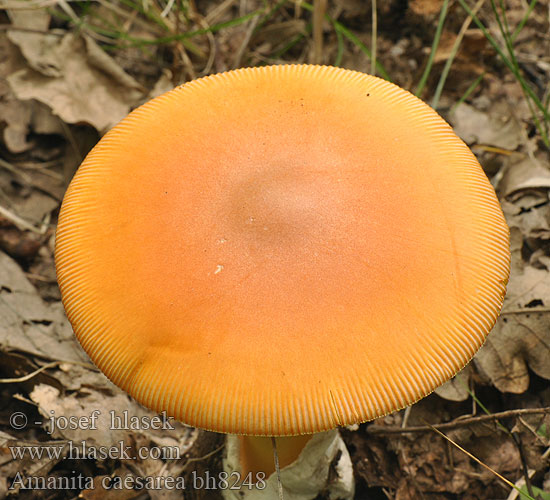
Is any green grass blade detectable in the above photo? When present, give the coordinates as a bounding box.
[330,19,391,80]
[449,72,485,113]
[334,24,344,67]
[415,0,449,97]
[511,0,538,41]
[271,23,311,59]
[254,0,288,34]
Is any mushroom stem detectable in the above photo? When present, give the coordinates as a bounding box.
[224,430,355,499]
[238,434,312,477]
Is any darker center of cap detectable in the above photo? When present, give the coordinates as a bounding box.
[228,168,329,242]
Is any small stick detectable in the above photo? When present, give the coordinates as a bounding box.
[272,436,284,500]
[511,432,535,498]
[371,0,377,76]
[367,407,550,435]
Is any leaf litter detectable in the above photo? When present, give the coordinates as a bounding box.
[0,0,549,499]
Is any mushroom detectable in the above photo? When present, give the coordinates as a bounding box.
[55,65,510,497]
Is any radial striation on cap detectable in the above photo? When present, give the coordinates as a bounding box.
[56,65,510,436]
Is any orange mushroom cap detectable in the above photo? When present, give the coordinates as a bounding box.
[56,65,510,436]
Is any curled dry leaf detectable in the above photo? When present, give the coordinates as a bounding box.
[28,381,197,499]
[0,35,65,152]
[0,32,34,153]
[7,33,144,133]
[449,103,524,150]
[0,430,68,497]
[147,69,175,100]
[500,158,550,198]
[475,159,550,393]
[29,383,193,450]
[0,251,87,363]
[434,365,472,402]
[475,264,550,393]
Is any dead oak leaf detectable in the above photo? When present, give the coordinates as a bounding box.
[7,33,144,133]
[449,103,523,150]
[0,251,87,363]
[475,264,550,393]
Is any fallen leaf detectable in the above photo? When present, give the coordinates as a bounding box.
[147,69,174,100]
[449,103,524,150]
[0,32,34,153]
[434,365,472,402]
[475,263,550,393]
[29,382,195,456]
[7,33,144,133]
[0,431,68,496]
[0,251,87,363]
[500,158,550,198]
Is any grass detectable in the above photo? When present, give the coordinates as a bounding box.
[414,0,450,97]
[49,0,548,147]
[456,0,549,147]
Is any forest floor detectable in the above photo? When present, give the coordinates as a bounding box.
[0,1,549,499]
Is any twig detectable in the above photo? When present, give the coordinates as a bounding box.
[182,444,225,468]
[205,0,238,25]
[367,407,550,435]
[0,25,64,35]
[312,0,326,64]
[232,14,259,68]
[0,205,42,234]
[161,0,176,18]
[512,431,535,498]
[189,13,216,76]
[0,361,61,383]
[0,359,95,383]
[501,306,550,315]
[371,0,377,76]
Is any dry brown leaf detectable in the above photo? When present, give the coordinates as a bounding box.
[0,251,87,363]
[434,365,472,401]
[29,381,195,454]
[0,97,33,153]
[28,381,197,493]
[0,32,34,153]
[475,262,550,393]
[6,4,50,31]
[434,29,487,66]
[147,69,175,100]
[0,431,68,496]
[449,103,524,150]
[79,470,144,500]
[7,33,144,133]
[476,155,550,393]
[500,158,550,197]
[1,185,59,225]
[0,65,64,152]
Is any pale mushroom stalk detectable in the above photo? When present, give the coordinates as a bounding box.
[56,65,510,499]
[238,435,312,477]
